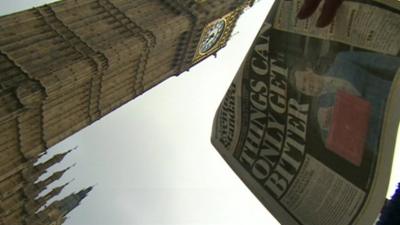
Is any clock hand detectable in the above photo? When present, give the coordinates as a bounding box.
[204,33,215,45]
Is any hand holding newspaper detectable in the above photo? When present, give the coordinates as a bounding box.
[297,0,344,27]
[211,0,400,224]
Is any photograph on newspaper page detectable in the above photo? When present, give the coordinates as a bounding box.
[211,1,400,225]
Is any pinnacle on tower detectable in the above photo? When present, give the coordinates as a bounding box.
[76,186,93,200]
[47,164,75,182]
[40,181,71,204]
[40,185,94,220]
[25,180,72,215]
[32,164,74,193]
[34,149,75,174]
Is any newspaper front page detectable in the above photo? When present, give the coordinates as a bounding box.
[211,1,400,224]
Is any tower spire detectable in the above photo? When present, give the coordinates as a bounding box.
[25,180,72,216]
[33,149,75,175]
[76,186,93,200]
[26,164,74,197]
[40,185,95,219]
[43,164,75,184]
[40,180,71,203]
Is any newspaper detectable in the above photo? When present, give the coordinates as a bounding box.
[211,1,400,224]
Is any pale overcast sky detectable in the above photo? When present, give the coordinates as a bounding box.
[1,1,399,225]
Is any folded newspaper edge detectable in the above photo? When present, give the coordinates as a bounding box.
[211,1,400,225]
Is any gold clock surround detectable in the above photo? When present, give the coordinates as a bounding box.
[192,10,240,64]
[198,18,227,55]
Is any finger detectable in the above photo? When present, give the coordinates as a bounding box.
[297,0,323,19]
[316,0,344,27]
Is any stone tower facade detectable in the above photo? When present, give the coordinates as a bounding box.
[0,148,92,225]
[0,0,255,159]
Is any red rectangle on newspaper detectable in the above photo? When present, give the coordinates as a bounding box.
[326,91,371,166]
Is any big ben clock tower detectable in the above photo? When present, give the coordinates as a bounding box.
[0,0,255,179]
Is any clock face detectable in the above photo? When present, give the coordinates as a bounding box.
[199,19,226,54]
